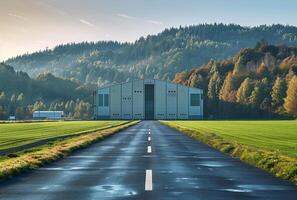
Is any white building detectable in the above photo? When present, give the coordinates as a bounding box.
[33,111,64,120]
[94,79,203,120]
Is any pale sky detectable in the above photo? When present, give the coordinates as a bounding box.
[1,0,297,61]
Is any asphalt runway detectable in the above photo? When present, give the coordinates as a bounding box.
[0,121,296,200]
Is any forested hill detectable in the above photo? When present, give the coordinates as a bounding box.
[173,42,297,119]
[0,63,93,120]
[6,24,297,86]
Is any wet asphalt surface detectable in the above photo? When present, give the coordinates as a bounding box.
[0,121,297,200]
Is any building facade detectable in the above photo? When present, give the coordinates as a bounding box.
[33,111,64,120]
[94,79,203,120]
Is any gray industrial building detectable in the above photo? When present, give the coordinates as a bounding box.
[93,79,203,120]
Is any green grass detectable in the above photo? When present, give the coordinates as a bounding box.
[0,121,139,181]
[161,120,297,184]
[163,120,297,157]
[0,121,126,150]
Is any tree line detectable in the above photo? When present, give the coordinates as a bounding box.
[174,42,297,119]
[6,24,297,86]
[0,63,93,120]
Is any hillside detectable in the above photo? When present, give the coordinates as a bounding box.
[0,63,93,120]
[6,24,297,86]
[174,42,297,119]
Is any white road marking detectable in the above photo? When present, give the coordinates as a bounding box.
[147,146,152,153]
[145,170,153,191]
[148,131,151,134]
[148,137,151,141]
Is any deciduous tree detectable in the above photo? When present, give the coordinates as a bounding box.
[219,72,236,102]
[236,78,253,104]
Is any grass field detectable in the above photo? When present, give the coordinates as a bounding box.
[0,121,138,180]
[162,120,297,157]
[0,121,126,151]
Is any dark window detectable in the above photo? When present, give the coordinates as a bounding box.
[104,94,109,107]
[190,94,200,106]
[98,94,103,107]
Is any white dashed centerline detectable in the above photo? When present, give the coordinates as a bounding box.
[145,128,152,191]
[145,170,153,191]
[147,146,152,153]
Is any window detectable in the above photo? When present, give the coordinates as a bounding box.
[104,94,109,107]
[98,94,103,107]
[190,94,200,106]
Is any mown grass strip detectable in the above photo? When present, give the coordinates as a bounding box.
[160,121,297,185]
[0,121,139,181]
[0,120,126,152]
[0,121,129,156]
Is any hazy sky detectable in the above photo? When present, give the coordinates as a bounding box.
[1,0,297,61]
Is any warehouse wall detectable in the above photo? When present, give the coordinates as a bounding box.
[133,79,144,119]
[154,80,166,120]
[110,84,121,119]
[121,82,133,119]
[177,84,189,119]
[166,82,177,119]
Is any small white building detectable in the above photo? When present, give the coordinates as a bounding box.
[93,79,203,120]
[33,111,64,120]
[8,116,16,121]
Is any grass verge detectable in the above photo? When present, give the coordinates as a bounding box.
[160,121,297,185]
[0,120,127,151]
[0,120,139,181]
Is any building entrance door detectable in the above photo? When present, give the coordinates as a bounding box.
[145,84,154,120]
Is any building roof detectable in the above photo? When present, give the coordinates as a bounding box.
[96,78,203,91]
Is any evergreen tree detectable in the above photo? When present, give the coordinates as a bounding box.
[17,93,24,106]
[0,92,6,105]
[271,77,287,109]
[33,101,46,111]
[207,71,222,100]
[284,76,297,115]
[249,78,270,107]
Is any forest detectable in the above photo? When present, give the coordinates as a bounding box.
[6,24,297,86]
[2,24,297,120]
[174,41,297,119]
[0,63,93,120]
